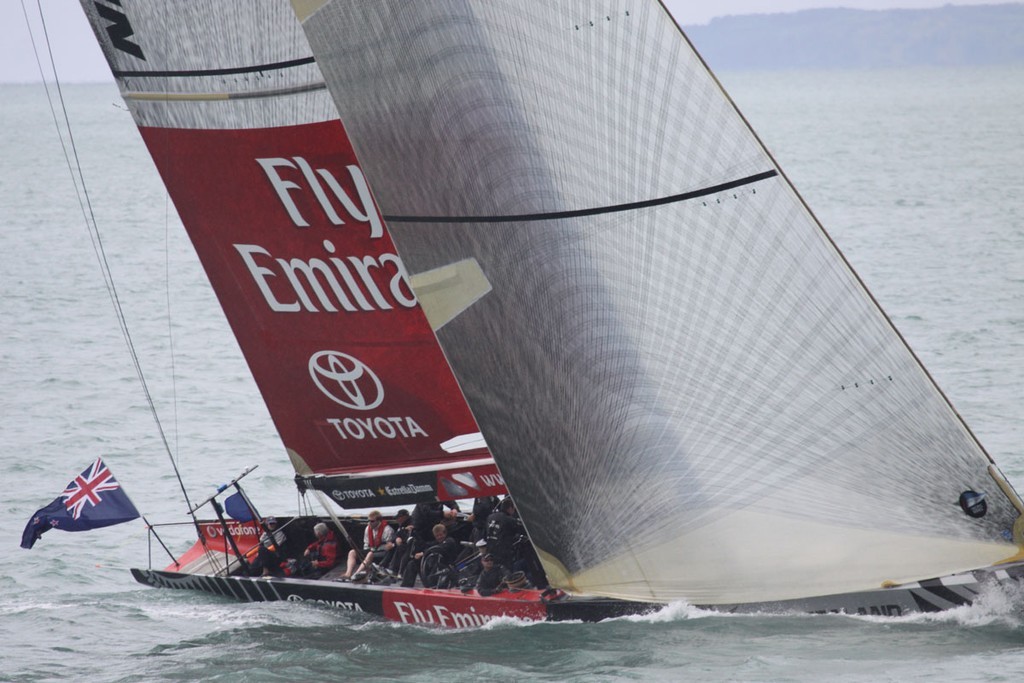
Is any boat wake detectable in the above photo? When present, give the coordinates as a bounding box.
[603,581,1024,629]
[852,580,1024,629]
[136,592,362,629]
[613,601,715,623]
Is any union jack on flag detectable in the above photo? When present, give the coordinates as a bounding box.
[61,458,122,519]
[21,457,140,549]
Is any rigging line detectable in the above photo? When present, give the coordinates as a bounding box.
[21,1,91,263]
[383,170,778,224]
[29,1,198,519]
[164,193,179,466]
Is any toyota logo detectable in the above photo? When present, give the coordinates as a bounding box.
[308,351,384,410]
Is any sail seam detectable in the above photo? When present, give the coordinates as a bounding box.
[383,170,778,224]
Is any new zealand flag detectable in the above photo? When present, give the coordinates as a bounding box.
[21,457,140,549]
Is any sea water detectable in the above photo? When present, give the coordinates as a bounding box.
[1,66,1022,682]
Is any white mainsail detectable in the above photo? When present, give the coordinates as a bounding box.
[294,0,1021,603]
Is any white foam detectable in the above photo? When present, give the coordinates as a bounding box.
[848,580,1024,628]
[611,600,713,623]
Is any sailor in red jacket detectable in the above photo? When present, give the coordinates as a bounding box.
[303,522,338,578]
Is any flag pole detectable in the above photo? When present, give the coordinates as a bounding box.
[142,515,180,568]
[141,516,181,569]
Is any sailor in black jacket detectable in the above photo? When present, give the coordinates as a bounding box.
[485,497,521,571]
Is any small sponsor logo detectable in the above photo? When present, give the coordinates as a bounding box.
[326,416,428,440]
[309,351,383,410]
[204,524,259,539]
[330,488,376,502]
[383,484,434,497]
[330,484,435,503]
[286,595,364,612]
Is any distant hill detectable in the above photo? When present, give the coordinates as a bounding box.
[685,4,1024,69]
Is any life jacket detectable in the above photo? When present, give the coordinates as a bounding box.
[309,530,338,569]
[366,521,392,550]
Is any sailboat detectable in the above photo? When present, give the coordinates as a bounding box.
[76,0,1024,624]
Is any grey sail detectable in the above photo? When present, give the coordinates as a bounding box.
[296,0,1022,604]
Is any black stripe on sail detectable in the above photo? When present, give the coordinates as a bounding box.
[383,170,779,224]
[111,56,316,78]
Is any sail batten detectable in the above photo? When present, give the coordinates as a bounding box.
[111,56,318,79]
[297,0,1019,603]
[382,170,779,224]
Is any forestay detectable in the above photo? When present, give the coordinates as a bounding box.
[295,0,1022,603]
[79,0,505,508]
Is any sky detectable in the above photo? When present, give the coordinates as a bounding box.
[3,0,1018,83]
